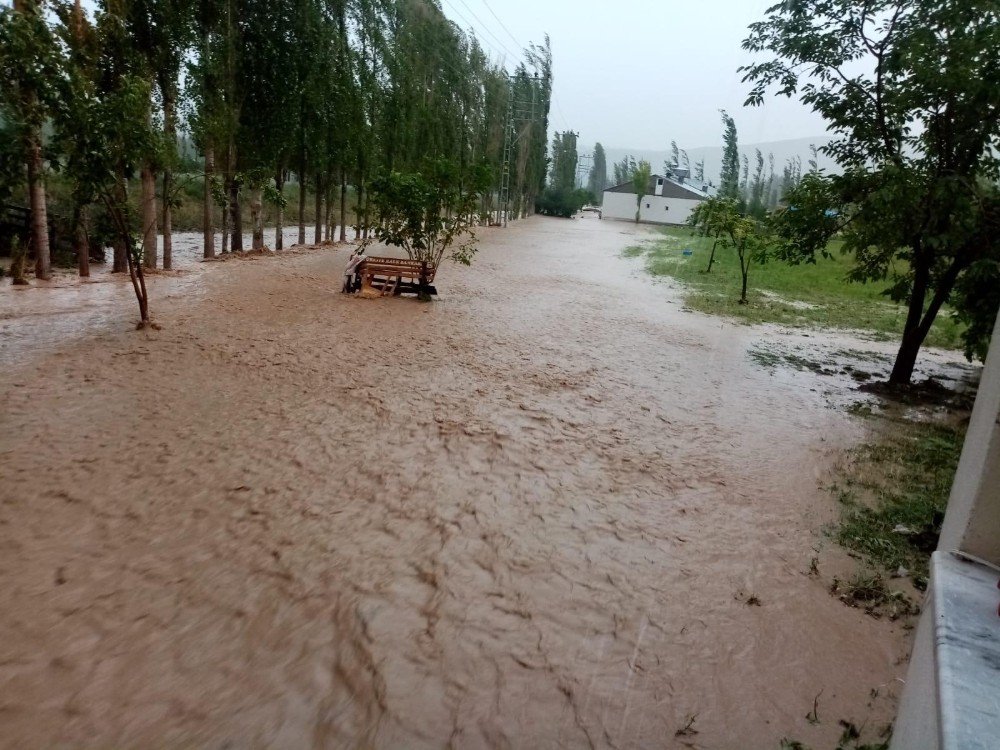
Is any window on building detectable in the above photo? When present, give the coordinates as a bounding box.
[646,203,650,209]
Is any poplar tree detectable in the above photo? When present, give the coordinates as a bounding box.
[718,110,739,200]
[587,142,607,201]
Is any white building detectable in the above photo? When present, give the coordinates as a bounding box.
[601,171,711,225]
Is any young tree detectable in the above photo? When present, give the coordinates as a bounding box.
[631,159,651,224]
[362,159,489,270]
[743,0,1000,383]
[718,110,739,200]
[690,197,772,304]
[670,139,679,169]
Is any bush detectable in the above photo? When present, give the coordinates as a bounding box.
[535,187,591,218]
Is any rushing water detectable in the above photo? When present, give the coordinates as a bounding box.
[0,215,973,747]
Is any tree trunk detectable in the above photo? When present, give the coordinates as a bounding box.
[229,178,242,253]
[162,169,173,269]
[220,184,229,254]
[355,179,363,241]
[26,128,51,280]
[113,168,128,272]
[738,246,750,304]
[339,169,347,243]
[314,171,323,244]
[102,194,150,325]
[72,202,89,277]
[250,187,264,251]
[203,144,215,258]
[323,172,333,241]
[888,258,965,385]
[161,89,176,270]
[889,259,930,384]
[274,168,285,250]
[297,170,306,245]
[141,162,157,268]
[362,189,370,240]
[124,235,150,326]
[706,234,720,273]
[889,331,923,386]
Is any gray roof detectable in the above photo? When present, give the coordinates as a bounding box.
[603,174,707,201]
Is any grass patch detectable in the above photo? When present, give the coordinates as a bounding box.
[830,417,965,586]
[829,569,918,620]
[625,226,964,349]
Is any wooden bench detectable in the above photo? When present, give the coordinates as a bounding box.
[358,256,437,297]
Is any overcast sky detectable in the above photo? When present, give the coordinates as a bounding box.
[441,0,831,151]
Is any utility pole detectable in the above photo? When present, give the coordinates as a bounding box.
[499,84,514,227]
[576,153,593,190]
[498,74,543,228]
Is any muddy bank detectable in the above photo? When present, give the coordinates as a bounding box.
[2,215,916,747]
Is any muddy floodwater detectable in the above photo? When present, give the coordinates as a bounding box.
[1,215,937,747]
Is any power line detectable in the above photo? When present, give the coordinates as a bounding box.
[454,0,520,61]
[440,0,522,71]
[478,0,524,53]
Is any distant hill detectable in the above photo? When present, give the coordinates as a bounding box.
[600,137,838,188]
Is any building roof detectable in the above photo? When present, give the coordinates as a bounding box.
[603,174,708,201]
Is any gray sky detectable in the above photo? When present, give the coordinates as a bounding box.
[441,0,831,151]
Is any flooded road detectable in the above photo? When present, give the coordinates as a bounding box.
[1,216,915,747]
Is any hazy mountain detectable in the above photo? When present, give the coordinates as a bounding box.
[599,137,838,187]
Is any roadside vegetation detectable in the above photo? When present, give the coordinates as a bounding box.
[829,414,966,589]
[624,227,965,350]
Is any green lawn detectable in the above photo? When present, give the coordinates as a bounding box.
[624,226,964,350]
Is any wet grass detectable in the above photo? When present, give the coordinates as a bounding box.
[748,346,842,376]
[828,416,966,587]
[828,569,918,620]
[624,226,964,350]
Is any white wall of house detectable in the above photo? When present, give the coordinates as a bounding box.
[601,191,703,225]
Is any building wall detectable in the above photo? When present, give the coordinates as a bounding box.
[600,191,703,225]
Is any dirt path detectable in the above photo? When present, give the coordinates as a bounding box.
[1,216,909,748]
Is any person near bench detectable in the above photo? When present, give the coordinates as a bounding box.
[342,248,366,293]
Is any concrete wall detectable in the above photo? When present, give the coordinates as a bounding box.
[937,308,1000,565]
[601,191,703,225]
[892,307,1000,749]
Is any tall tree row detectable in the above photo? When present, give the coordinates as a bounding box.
[0,0,553,293]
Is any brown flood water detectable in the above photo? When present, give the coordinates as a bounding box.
[1,215,919,747]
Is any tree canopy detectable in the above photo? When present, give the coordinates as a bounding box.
[742,0,1000,383]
